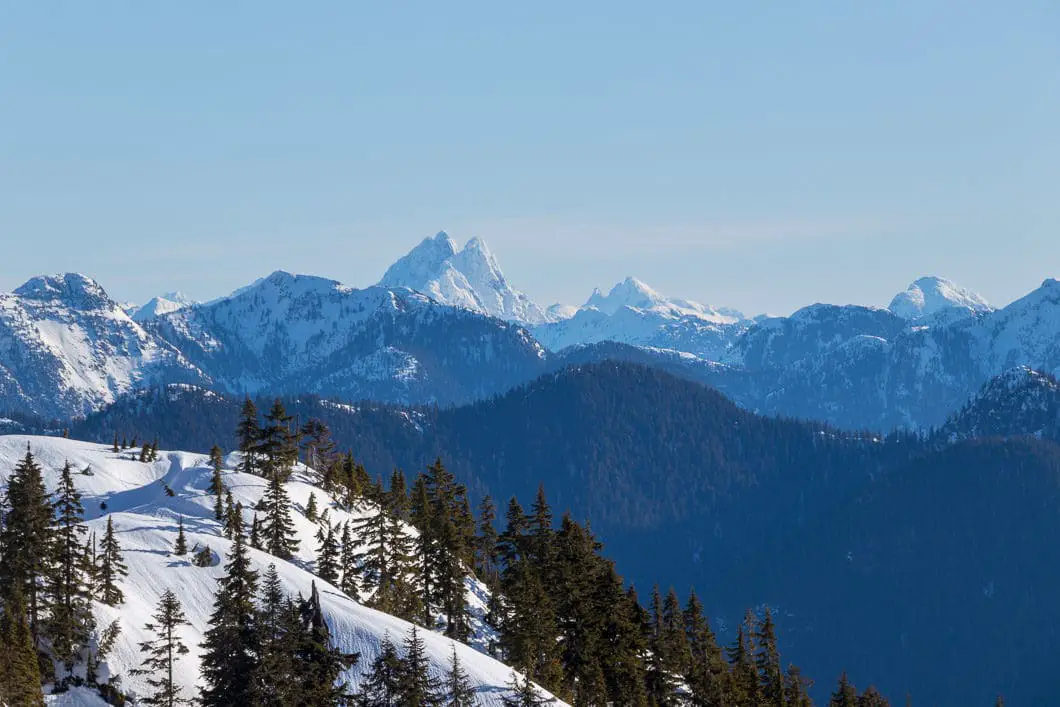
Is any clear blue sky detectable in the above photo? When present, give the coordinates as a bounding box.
[2,2,1057,315]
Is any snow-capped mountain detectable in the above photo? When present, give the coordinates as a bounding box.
[131,291,196,322]
[888,276,992,322]
[0,274,204,419]
[379,231,550,325]
[533,277,748,360]
[150,269,548,404]
[935,367,1060,442]
[0,434,562,705]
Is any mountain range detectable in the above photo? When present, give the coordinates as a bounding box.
[2,233,1060,435]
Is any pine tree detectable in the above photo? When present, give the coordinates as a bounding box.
[316,522,340,583]
[359,632,403,705]
[502,671,553,706]
[257,564,300,705]
[222,490,237,539]
[785,665,814,707]
[475,494,500,585]
[260,399,298,481]
[261,472,299,559]
[296,582,357,704]
[0,448,54,644]
[340,522,359,600]
[858,685,890,707]
[131,589,193,706]
[444,643,476,706]
[200,512,261,707]
[0,587,45,707]
[237,398,261,475]
[210,444,226,520]
[250,513,263,551]
[48,460,93,671]
[193,544,214,567]
[351,498,391,608]
[684,589,725,707]
[301,418,337,482]
[397,626,443,706]
[306,492,319,522]
[646,585,679,705]
[173,516,188,556]
[755,607,785,707]
[728,610,760,706]
[97,515,128,606]
[829,672,858,707]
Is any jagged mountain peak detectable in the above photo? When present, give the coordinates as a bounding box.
[889,275,991,320]
[132,291,196,322]
[585,276,663,314]
[13,272,113,309]
[378,232,547,324]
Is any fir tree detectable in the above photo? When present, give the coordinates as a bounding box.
[728,610,760,706]
[237,398,261,475]
[0,448,54,644]
[306,492,319,522]
[98,515,128,606]
[755,607,785,707]
[48,460,93,671]
[301,418,337,482]
[257,564,300,705]
[173,516,188,556]
[222,490,237,540]
[131,589,193,706]
[444,643,476,706]
[200,509,261,707]
[502,671,554,706]
[261,472,299,559]
[397,626,443,706]
[260,399,298,481]
[475,494,500,585]
[684,589,725,707]
[209,444,226,520]
[296,582,357,704]
[858,686,890,707]
[250,513,263,551]
[0,586,45,707]
[194,544,214,567]
[829,672,858,707]
[359,632,403,705]
[785,664,814,707]
[340,522,359,600]
[316,522,340,584]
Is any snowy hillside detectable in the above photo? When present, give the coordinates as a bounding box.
[379,232,550,325]
[0,435,562,705]
[534,277,748,360]
[130,292,195,323]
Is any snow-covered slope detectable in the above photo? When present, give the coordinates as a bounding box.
[131,292,195,323]
[0,434,562,705]
[0,275,204,419]
[379,232,550,325]
[534,277,748,360]
[888,276,992,321]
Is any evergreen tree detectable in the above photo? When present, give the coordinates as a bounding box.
[728,610,760,706]
[173,516,188,556]
[0,587,45,707]
[316,522,341,584]
[351,498,391,608]
[260,399,298,481]
[209,444,226,520]
[200,509,261,707]
[97,515,128,606]
[444,643,476,706]
[295,581,357,705]
[237,398,261,475]
[193,544,214,568]
[340,522,360,600]
[646,585,679,705]
[684,589,725,707]
[785,664,814,707]
[261,472,299,560]
[131,589,193,706]
[250,513,263,551]
[222,490,237,539]
[48,460,93,671]
[829,672,858,707]
[397,626,443,706]
[475,494,500,585]
[359,632,403,706]
[301,418,337,480]
[306,492,319,522]
[858,686,890,707]
[0,448,54,644]
[755,607,785,707]
[256,564,301,706]
[112,433,120,453]
[502,671,554,706]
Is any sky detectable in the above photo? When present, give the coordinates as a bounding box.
[1,1,1058,316]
